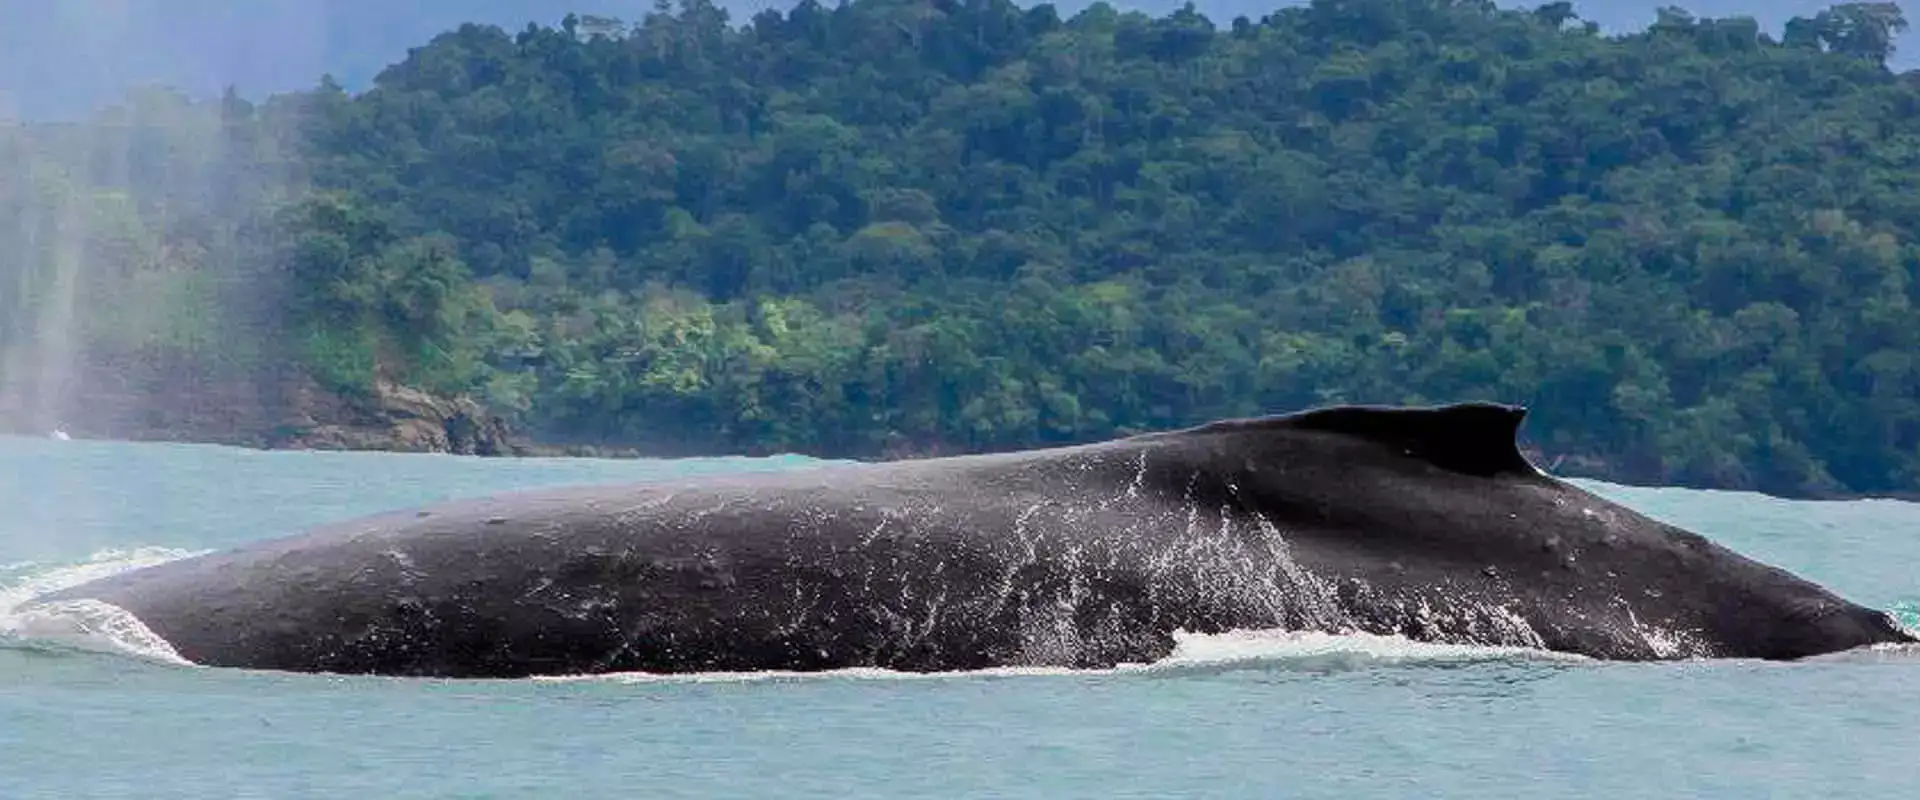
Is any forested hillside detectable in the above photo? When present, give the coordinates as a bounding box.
[4,0,1919,498]
[6,1,1912,120]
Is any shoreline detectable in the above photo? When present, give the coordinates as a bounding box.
[16,424,1919,505]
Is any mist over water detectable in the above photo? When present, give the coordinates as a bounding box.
[1,2,300,444]
[2,0,112,435]
[0,138,83,436]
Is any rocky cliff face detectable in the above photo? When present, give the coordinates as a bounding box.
[0,351,525,456]
[275,378,522,456]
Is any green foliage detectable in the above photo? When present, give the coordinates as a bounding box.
[275,192,497,394]
[9,1,1920,497]
[299,325,380,396]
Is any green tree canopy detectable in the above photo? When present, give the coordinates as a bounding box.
[6,0,1919,498]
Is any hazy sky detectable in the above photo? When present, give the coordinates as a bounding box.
[1,1,1908,121]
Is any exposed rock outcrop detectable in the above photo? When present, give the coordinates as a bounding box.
[2,351,526,456]
[275,378,522,456]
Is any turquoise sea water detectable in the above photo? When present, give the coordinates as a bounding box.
[2,435,1917,799]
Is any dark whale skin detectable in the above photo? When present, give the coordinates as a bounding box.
[34,403,1915,677]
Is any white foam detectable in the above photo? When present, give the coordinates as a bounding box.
[1153,627,1585,668]
[1891,602,1920,639]
[0,546,204,666]
[1799,641,1920,665]
[533,627,1586,685]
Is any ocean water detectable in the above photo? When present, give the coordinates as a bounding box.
[2,435,1916,799]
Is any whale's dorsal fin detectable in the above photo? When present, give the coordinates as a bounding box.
[1189,402,1538,478]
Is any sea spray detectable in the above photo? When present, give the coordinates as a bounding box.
[1893,599,1920,635]
[0,546,201,665]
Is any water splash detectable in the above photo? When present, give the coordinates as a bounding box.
[1892,599,1920,635]
[533,627,1587,685]
[1154,628,1587,670]
[0,546,202,665]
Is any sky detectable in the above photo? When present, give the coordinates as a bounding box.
[0,1,1910,121]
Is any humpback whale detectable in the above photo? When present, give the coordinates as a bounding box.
[33,403,1914,677]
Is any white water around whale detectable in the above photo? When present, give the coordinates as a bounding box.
[0,547,199,665]
[3,434,1918,799]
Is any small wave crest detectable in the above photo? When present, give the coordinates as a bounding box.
[0,547,203,666]
[534,628,1586,685]
[1890,600,1920,636]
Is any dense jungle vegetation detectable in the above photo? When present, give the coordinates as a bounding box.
[3,0,1918,497]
